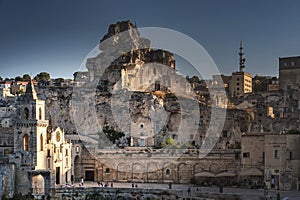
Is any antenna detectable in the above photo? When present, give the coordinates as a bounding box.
[239,40,246,71]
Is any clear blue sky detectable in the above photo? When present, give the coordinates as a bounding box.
[0,0,299,79]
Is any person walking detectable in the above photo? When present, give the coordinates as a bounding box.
[187,186,191,196]
[277,192,281,200]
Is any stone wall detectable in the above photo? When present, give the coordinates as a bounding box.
[0,164,15,199]
[53,187,241,200]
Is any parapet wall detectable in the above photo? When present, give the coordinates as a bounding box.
[52,187,241,200]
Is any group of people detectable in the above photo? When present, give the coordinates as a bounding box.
[97,181,113,187]
[131,183,138,188]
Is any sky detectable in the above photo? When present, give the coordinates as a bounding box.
[0,0,300,79]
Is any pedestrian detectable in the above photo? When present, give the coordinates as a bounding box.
[80,177,84,186]
[132,183,134,188]
[135,183,138,188]
[277,192,281,200]
[110,182,113,187]
[188,186,191,196]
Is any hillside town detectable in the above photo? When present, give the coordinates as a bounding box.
[1,20,300,199]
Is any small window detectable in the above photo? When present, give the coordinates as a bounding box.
[105,168,110,173]
[222,131,228,137]
[23,134,29,151]
[289,152,292,160]
[4,149,9,156]
[40,134,43,151]
[189,134,194,140]
[66,149,68,156]
[39,107,42,120]
[243,152,250,158]
[166,169,170,175]
[24,107,29,120]
[47,158,51,168]
[140,124,144,129]
[139,138,145,146]
[291,61,295,66]
[47,150,51,157]
[274,150,278,158]
[76,146,80,153]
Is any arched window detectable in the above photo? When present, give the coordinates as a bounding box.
[39,107,42,120]
[166,169,170,175]
[23,134,29,151]
[40,134,43,151]
[24,107,29,120]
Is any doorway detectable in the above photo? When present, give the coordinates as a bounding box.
[32,175,44,194]
[85,170,94,181]
[56,167,60,184]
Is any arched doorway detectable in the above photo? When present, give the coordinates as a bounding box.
[32,175,44,194]
[117,163,129,181]
[178,163,192,183]
[147,163,160,183]
[74,156,81,181]
[132,163,145,182]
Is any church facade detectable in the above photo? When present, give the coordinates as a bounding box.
[0,80,72,198]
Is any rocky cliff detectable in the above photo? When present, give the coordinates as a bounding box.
[35,20,252,149]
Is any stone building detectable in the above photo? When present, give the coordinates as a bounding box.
[279,56,300,90]
[0,81,13,99]
[230,71,252,98]
[240,132,265,186]
[11,81,28,95]
[0,80,72,198]
[240,131,300,190]
[264,133,300,190]
[64,136,240,186]
[229,42,252,98]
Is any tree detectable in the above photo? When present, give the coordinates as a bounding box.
[160,137,179,148]
[22,74,31,81]
[34,72,50,82]
[103,126,125,144]
[15,76,22,81]
[0,75,2,81]
[54,78,64,86]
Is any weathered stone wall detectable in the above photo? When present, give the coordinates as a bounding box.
[279,56,300,90]
[0,164,15,199]
[53,187,241,200]
[37,86,75,134]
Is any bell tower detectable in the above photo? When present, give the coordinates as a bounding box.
[14,79,49,168]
